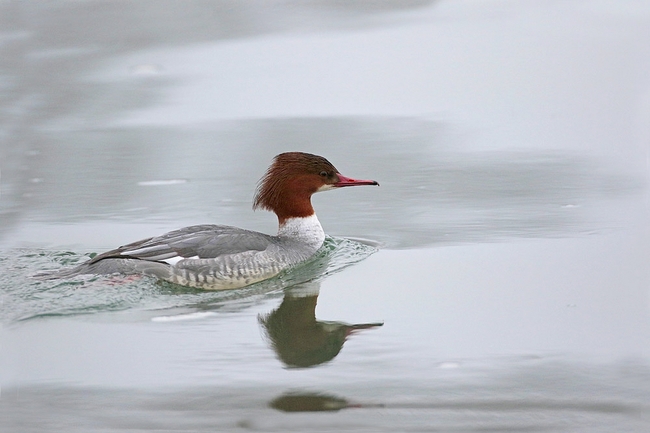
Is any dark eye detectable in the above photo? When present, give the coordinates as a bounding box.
[319,171,329,177]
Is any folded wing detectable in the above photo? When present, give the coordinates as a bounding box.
[87,225,277,264]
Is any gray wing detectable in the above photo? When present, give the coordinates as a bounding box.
[87,225,277,264]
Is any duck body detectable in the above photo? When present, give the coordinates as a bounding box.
[38,153,378,290]
[72,216,324,290]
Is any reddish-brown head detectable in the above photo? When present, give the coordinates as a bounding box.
[253,152,378,224]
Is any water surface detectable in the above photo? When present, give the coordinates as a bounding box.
[2,1,650,432]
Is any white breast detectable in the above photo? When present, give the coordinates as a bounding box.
[277,215,325,251]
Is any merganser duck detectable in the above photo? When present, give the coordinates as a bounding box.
[37,152,378,290]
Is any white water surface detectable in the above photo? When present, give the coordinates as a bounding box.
[1,1,650,431]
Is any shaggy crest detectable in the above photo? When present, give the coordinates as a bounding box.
[253,152,339,216]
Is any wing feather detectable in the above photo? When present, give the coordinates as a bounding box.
[88,225,276,264]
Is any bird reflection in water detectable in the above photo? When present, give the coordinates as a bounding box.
[258,281,383,368]
[270,392,366,412]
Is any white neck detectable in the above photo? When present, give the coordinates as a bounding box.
[277,214,325,250]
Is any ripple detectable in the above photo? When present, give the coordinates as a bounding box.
[137,179,187,186]
[0,236,377,324]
